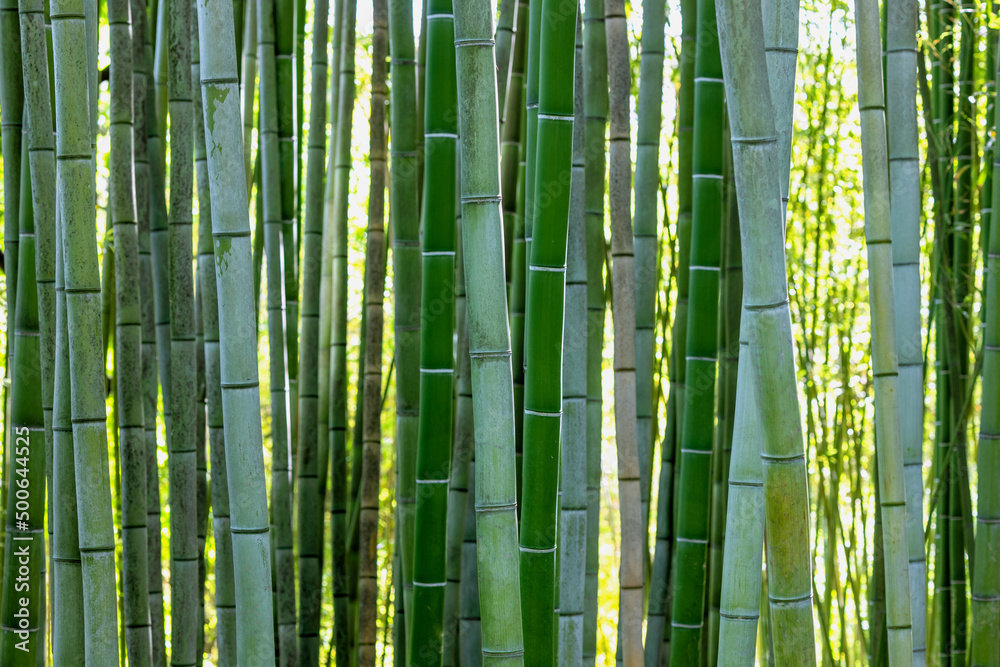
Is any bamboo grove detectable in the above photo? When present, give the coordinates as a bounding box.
[2,0,1000,664]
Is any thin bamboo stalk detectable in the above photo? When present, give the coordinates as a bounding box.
[242,0,257,194]
[606,1,642,662]
[1,0,24,352]
[388,0,419,642]
[296,0,329,661]
[357,0,387,662]
[453,0,526,661]
[494,0,516,114]
[581,1,607,662]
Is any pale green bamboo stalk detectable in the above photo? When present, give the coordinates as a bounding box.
[153,0,168,149]
[357,1,387,664]
[716,315,764,667]
[296,0,329,661]
[763,0,798,217]
[854,3,915,663]
[52,0,121,657]
[606,1,643,663]
[714,0,817,662]
[109,0,153,659]
[196,0,278,658]
[885,0,925,661]
[242,0,257,194]
[558,14,586,662]
[453,0,526,662]
[494,0,515,116]
[256,0,297,657]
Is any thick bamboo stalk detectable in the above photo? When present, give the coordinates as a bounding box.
[109,0,153,659]
[581,1,606,662]
[410,0,458,660]
[854,2,916,662]
[453,0,525,662]
[195,0,278,658]
[558,16,587,662]
[256,0,297,658]
[329,0,356,660]
[388,0,419,641]
[0,144,44,665]
[605,2,643,663]
[714,0,817,663]
[885,0,926,662]
[1,0,23,350]
[52,0,121,656]
[357,0,387,663]
[296,0,329,661]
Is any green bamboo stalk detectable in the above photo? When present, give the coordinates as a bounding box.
[195,0,278,657]
[499,0,527,294]
[410,0,458,660]
[494,0,516,114]
[256,0,297,657]
[165,0,200,657]
[633,0,665,568]
[388,0,419,641]
[854,2,916,662]
[518,0,576,660]
[357,1,387,664]
[0,144,44,665]
[716,313,764,667]
[885,0,926,661]
[668,0,724,656]
[521,0,540,303]
[458,458,480,665]
[443,220,471,667]
[1,0,24,353]
[52,0,121,656]
[581,1,606,662]
[714,0,818,663]
[193,25,236,659]
[153,0,169,144]
[16,0,56,660]
[558,16,586,662]
[605,2,643,662]
[453,0,525,662]
[242,0,257,193]
[296,0,329,661]
[329,1,356,661]
[109,0,153,659]
[143,19,170,663]
[274,0,298,463]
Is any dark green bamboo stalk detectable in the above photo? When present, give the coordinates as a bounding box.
[558,17,586,661]
[715,0,817,662]
[52,0,121,656]
[499,0,527,294]
[296,0,329,661]
[329,0,356,660]
[388,0,419,641]
[458,460,480,665]
[166,0,200,657]
[443,221,471,667]
[605,2,643,662]
[0,145,43,665]
[109,0,152,659]
[410,0,457,660]
[195,0,278,658]
[140,13,168,664]
[581,1,606,662]
[453,0,525,661]
[256,0,297,658]
[357,2,387,664]
[669,0,724,658]
[1,0,23,354]
[973,28,1000,666]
